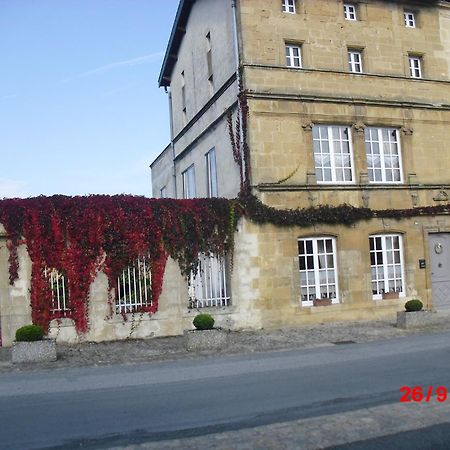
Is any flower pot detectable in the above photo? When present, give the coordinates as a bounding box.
[382,292,399,300]
[397,310,432,329]
[12,339,57,364]
[184,328,229,351]
[313,298,332,306]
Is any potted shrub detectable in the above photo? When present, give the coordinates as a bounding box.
[184,313,229,351]
[12,324,57,363]
[397,299,432,329]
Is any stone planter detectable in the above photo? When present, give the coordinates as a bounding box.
[313,298,332,306]
[397,311,433,329]
[12,339,57,364]
[382,291,400,300]
[184,328,229,351]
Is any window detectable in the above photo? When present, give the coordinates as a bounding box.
[344,3,357,20]
[370,235,405,299]
[181,70,187,123]
[409,56,422,78]
[206,32,213,83]
[298,237,339,305]
[160,186,167,198]
[189,254,230,308]
[282,0,296,14]
[364,127,402,183]
[44,267,70,317]
[206,148,218,197]
[116,257,152,314]
[404,11,416,28]
[348,50,363,73]
[312,125,354,183]
[285,45,302,68]
[182,164,196,199]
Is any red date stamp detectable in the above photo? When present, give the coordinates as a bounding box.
[400,386,448,403]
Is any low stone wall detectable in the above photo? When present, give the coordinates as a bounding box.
[184,328,229,351]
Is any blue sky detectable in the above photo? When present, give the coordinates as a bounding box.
[0,0,179,198]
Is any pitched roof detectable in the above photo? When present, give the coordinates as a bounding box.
[158,0,194,87]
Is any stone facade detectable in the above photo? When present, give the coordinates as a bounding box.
[150,0,450,332]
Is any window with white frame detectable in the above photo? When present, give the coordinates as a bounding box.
[364,127,402,183]
[409,55,422,78]
[116,257,152,314]
[348,49,363,73]
[285,44,302,68]
[312,125,354,183]
[344,3,357,20]
[404,11,416,28]
[44,267,70,316]
[160,186,167,198]
[182,164,196,199]
[282,0,296,14]
[206,148,218,197]
[189,253,230,308]
[298,237,339,305]
[369,234,405,299]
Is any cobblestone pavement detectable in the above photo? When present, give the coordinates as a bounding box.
[1,311,450,373]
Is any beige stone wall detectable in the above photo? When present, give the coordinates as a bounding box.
[239,0,449,80]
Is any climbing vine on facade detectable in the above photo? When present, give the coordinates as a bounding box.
[0,195,242,333]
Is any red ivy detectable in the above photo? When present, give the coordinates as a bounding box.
[0,195,241,334]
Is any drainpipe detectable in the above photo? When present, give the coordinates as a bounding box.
[165,87,178,199]
[231,0,247,187]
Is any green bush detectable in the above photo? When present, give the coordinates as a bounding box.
[405,299,423,312]
[193,314,215,330]
[15,324,44,342]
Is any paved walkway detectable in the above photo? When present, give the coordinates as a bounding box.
[1,311,450,373]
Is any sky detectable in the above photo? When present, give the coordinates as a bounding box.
[0,0,180,198]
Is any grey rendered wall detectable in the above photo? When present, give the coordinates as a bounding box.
[152,0,241,200]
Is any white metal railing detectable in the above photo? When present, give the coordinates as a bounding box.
[189,254,230,308]
[116,257,152,313]
[44,267,70,315]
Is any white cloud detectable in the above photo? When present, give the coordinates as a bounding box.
[62,51,164,83]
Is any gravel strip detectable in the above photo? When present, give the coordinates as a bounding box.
[1,312,450,373]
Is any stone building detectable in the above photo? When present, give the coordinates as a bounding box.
[151,0,450,324]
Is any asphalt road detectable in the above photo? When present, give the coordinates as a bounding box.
[1,332,450,449]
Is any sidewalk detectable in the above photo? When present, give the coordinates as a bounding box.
[1,311,450,373]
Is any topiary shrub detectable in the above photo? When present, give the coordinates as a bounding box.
[15,324,44,342]
[193,314,215,330]
[405,299,423,312]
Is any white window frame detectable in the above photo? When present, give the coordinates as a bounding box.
[206,148,218,198]
[312,125,355,184]
[44,267,71,316]
[116,257,152,314]
[344,3,357,21]
[182,164,196,199]
[189,253,230,308]
[364,127,403,184]
[369,234,405,300]
[285,44,302,68]
[409,56,422,79]
[282,0,296,14]
[404,11,416,28]
[298,237,339,306]
[348,50,363,73]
